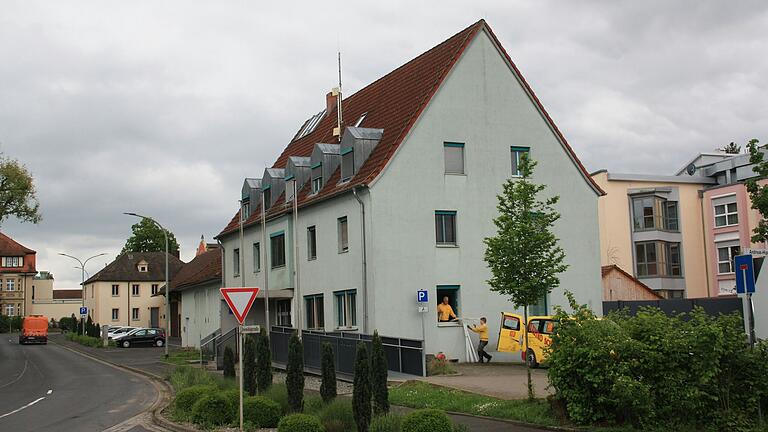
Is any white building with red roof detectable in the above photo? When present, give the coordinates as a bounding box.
[215,20,603,362]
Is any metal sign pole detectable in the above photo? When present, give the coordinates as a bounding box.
[421,311,426,377]
[238,325,243,432]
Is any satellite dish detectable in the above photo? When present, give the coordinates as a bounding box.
[686,163,696,176]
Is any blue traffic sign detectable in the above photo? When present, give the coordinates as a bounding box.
[417,290,429,303]
[80,306,88,315]
[735,254,756,294]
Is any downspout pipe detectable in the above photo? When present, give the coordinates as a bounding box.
[217,238,226,331]
[699,190,712,297]
[352,187,369,334]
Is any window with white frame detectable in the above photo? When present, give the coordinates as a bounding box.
[151,284,159,295]
[2,256,23,267]
[311,163,323,194]
[6,279,14,291]
[271,232,286,268]
[276,300,291,326]
[714,202,738,227]
[307,226,317,260]
[717,243,740,274]
[335,290,357,328]
[233,248,240,276]
[253,242,261,272]
[338,217,348,253]
[5,304,14,316]
[111,308,119,321]
[241,201,250,220]
[435,211,457,245]
[112,284,119,296]
[305,294,324,330]
[444,142,465,174]
[132,284,140,296]
[511,146,530,176]
[132,308,140,321]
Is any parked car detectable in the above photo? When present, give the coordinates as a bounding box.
[117,328,165,348]
[109,326,138,340]
[19,315,48,345]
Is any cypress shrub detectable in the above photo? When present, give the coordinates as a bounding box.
[370,331,389,415]
[223,346,236,378]
[353,342,372,432]
[320,342,337,403]
[286,332,304,412]
[243,335,257,395]
[256,328,273,393]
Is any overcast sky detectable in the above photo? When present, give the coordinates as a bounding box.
[2,1,767,288]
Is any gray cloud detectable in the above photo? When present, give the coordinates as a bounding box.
[1,1,767,288]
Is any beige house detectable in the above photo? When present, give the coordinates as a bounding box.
[83,252,184,328]
[29,271,83,320]
[0,232,38,317]
[593,171,714,299]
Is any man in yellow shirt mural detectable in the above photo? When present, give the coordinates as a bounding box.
[437,296,457,322]
[468,317,492,363]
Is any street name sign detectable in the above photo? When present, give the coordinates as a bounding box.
[220,287,260,325]
[735,255,755,294]
[241,325,261,334]
[417,290,429,303]
[80,306,88,316]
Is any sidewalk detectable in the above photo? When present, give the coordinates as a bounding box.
[422,362,553,400]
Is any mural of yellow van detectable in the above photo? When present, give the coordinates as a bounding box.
[497,312,557,368]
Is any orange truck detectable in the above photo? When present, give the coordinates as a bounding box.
[19,315,48,345]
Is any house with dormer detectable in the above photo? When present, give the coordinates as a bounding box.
[83,252,184,329]
[215,20,603,361]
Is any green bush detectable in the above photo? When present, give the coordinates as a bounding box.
[277,413,324,432]
[353,343,372,432]
[304,395,325,415]
[191,392,236,427]
[223,346,236,378]
[548,295,768,430]
[243,335,257,396]
[370,413,402,432]
[426,357,455,376]
[320,342,337,403]
[371,331,389,415]
[319,398,356,432]
[264,383,290,414]
[286,332,304,412]
[220,388,240,419]
[401,409,452,432]
[256,328,273,393]
[243,395,281,428]
[174,385,217,420]
[65,332,105,348]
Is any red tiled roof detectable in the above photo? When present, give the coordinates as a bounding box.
[53,289,83,300]
[0,232,35,255]
[218,20,603,238]
[169,248,221,292]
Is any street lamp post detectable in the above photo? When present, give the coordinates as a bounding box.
[124,212,170,358]
[59,252,107,335]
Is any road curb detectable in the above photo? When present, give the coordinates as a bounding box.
[50,338,201,432]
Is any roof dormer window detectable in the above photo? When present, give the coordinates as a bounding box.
[311,162,323,194]
[341,147,354,182]
[137,260,148,272]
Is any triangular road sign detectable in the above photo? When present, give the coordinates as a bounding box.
[220,287,260,325]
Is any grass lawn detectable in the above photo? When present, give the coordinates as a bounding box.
[389,380,558,426]
[164,349,202,365]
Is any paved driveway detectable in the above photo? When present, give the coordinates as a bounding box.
[424,363,552,400]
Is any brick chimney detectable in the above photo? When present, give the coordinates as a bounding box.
[326,91,336,113]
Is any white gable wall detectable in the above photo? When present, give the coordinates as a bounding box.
[367,29,601,361]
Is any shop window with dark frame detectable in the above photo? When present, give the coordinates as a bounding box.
[276,300,291,326]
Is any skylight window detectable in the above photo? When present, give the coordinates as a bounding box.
[354,112,367,127]
[294,109,327,141]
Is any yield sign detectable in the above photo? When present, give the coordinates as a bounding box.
[220,287,260,325]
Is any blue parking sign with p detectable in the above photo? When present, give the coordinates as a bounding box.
[80,306,88,315]
[417,290,428,303]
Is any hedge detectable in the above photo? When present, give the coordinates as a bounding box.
[277,413,324,432]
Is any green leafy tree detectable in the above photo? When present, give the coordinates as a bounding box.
[286,332,304,412]
[720,141,742,154]
[223,346,236,378]
[320,342,337,403]
[243,335,257,395]
[256,328,273,393]
[353,342,372,432]
[483,154,568,401]
[370,331,389,415]
[121,218,180,255]
[0,154,41,226]
[746,139,768,242]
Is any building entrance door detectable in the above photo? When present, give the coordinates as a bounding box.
[150,307,159,328]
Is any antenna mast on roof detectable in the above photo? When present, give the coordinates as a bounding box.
[333,51,343,141]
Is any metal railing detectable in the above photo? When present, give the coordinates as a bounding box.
[200,328,222,365]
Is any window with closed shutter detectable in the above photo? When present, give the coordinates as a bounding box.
[444,142,464,174]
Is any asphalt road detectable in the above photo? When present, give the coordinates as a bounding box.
[0,334,159,432]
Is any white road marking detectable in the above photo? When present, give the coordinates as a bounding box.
[0,360,28,389]
[46,389,52,395]
[0,396,46,419]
